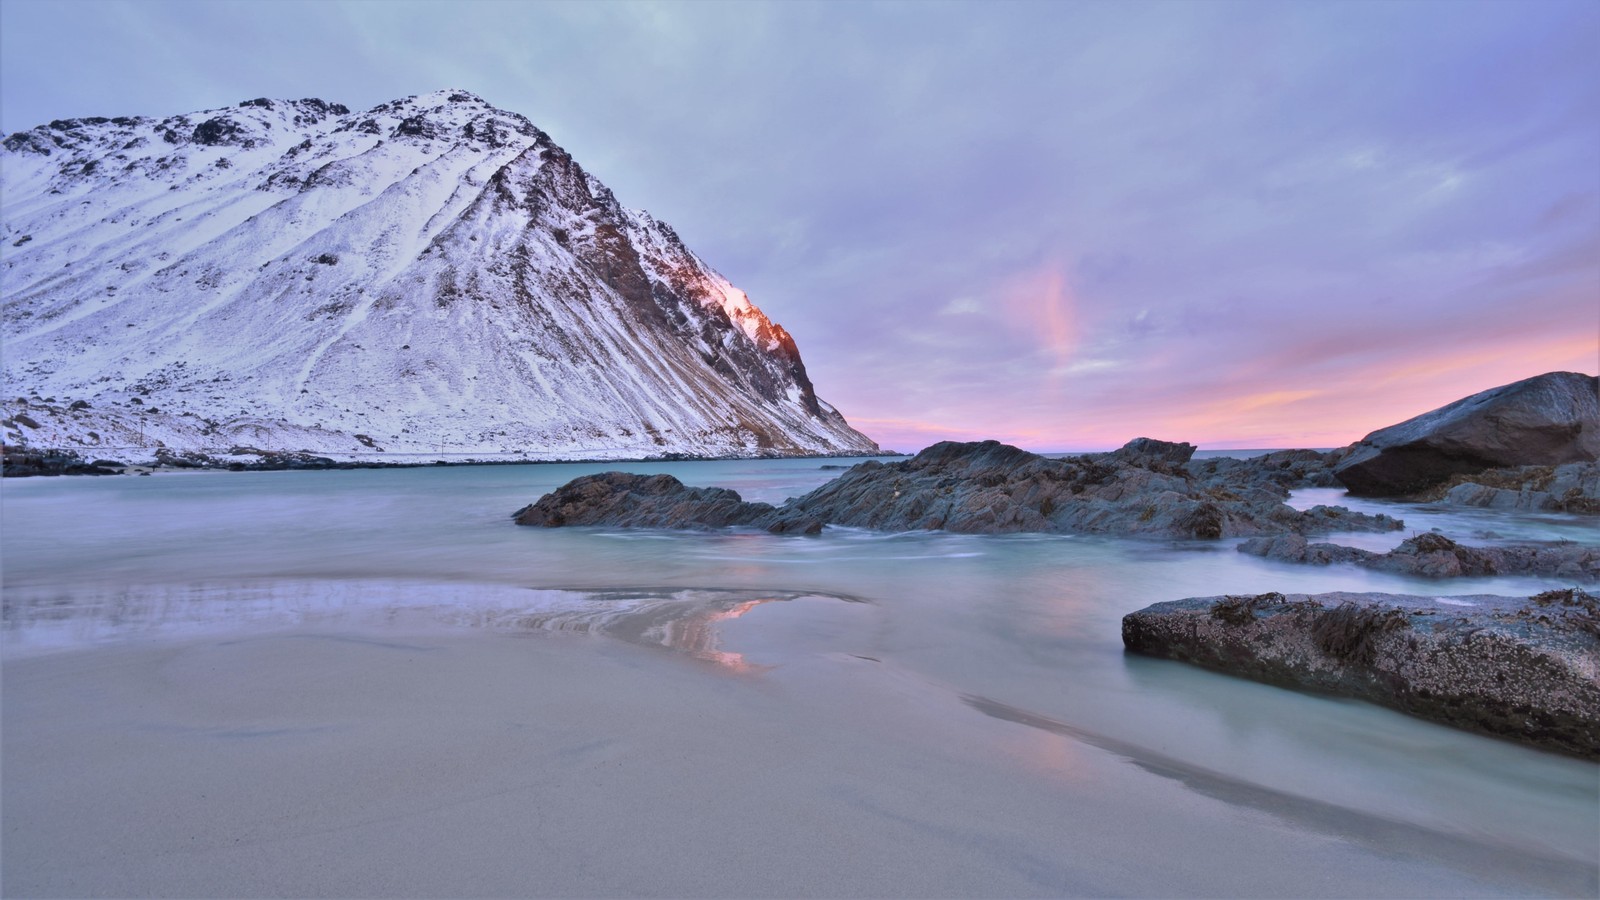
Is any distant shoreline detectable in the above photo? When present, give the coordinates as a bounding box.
[1,443,1351,478]
[0,446,910,478]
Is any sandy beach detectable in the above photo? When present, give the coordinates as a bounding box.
[4,463,1595,898]
[5,582,1593,898]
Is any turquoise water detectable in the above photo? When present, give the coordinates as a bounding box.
[3,457,1597,892]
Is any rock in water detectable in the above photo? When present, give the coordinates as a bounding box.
[511,472,822,533]
[1416,461,1600,514]
[515,438,1404,537]
[1334,371,1600,496]
[1122,589,1600,758]
[779,439,1398,536]
[1238,531,1600,581]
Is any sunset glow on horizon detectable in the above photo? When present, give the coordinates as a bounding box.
[853,328,1598,454]
[2,0,1594,455]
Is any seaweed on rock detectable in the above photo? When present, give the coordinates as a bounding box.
[1310,603,1410,666]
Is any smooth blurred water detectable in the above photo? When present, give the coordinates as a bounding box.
[3,457,1597,878]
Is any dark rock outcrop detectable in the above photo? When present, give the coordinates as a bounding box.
[1122,589,1600,758]
[1109,436,1197,468]
[150,448,348,471]
[1,446,120,477]
[1334,372,1600,496]
[1238,532,1600,581]
[782,439,1398,537]
[152,448,208,469]
[516,438,1403,538]
[512,472,823,534]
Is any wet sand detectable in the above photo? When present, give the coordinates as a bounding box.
[5,592,1593,898]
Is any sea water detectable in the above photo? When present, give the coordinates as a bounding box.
[2,456,1597,893]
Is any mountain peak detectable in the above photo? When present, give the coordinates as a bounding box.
[0,92,876,461]
[409,88,488,105]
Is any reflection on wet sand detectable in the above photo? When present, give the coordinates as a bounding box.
[0,579,851,674]
[665,598,767,671]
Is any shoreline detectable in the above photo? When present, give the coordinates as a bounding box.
[6,581,1593,898]
[0,442,1352,479]
[0,446,908,478]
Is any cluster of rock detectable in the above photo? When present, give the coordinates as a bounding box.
[1239,531,1600,581]
[1120,374,1600,754]
[1121,589,1600,758]
[780,439,1400,536]
[153,448,359,472]
[0,445,367,476]
[514,372,1600,755]
[0,446,122,477]
[1187,447,1345,492]
[515,438,1402,538]
[1,444,391,476]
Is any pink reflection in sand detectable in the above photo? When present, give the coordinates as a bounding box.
[659,598,771,673]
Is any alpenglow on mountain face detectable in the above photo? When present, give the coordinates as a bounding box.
[0,90,878,460]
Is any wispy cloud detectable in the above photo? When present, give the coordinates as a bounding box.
[2,0,1594,452]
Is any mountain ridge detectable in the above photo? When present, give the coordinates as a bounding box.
[1,89,878,461]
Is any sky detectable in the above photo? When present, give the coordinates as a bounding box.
[2,0,1596,452]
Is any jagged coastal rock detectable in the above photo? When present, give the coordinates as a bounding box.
[777,439,1394,535]
[512,472,824,534]
[1334,372,1600,496]
[1411,461,1600,513]
[1186,447,1345,491]
[1239,531,1600,581]
[515,438,1402,537]
[1122,589,1600,758]
[0,90,877,462]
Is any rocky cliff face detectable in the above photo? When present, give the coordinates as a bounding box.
[0,90,877,460]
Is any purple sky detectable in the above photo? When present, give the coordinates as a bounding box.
[3,0,1596,451]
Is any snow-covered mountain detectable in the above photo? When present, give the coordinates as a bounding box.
[0,90,877,461]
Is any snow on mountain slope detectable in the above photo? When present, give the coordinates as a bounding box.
[0,90,878,461]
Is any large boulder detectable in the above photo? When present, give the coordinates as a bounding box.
[1122,589,1600,758]
[1334,371,1600,496]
